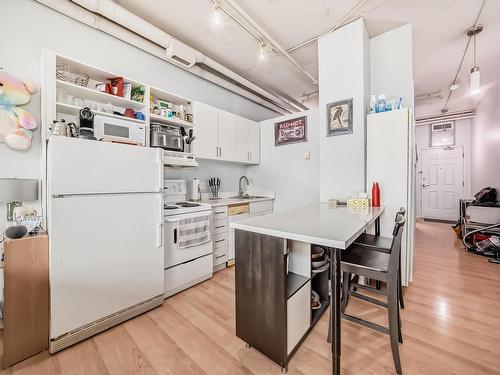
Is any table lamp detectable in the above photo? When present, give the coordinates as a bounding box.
[0,178,38,222]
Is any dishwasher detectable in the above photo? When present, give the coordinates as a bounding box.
[228,203,250,262]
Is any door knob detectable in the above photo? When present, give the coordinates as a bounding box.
[422,184,430,188]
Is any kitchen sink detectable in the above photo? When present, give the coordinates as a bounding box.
[230,195,268,200]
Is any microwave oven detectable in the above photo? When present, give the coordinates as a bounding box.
[93,115,146,146]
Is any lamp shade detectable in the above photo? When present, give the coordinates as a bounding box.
[0,178,38,202]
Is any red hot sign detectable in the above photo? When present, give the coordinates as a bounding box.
[274,116,307,146]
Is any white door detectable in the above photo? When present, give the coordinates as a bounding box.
[236,116,251,162]
[217,110,237,161]
[248,121,260,164]
[193,102,218,159]
[421,147,464,221]
[50,193,164,338]
[48,136,162,195]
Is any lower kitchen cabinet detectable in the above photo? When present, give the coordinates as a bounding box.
[212,205,229,269]
[212,200,274,271]
[249,200,274,217]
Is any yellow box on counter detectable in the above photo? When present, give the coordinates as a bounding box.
[347,198,370,208]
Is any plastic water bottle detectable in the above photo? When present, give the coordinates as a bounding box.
[369,95,377,114]
[375,95,386,113]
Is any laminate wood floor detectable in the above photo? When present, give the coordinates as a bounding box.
[3,221,500,374]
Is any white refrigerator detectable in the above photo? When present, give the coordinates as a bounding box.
[366,108,415,286]
[47,136,164,353]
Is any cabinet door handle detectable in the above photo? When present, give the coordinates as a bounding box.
[215,239,225,243]
[215,225,225,229]
[174,228,177,244]
[215,254,226,259]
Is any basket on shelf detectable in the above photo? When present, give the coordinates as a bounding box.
[56,63,89,87]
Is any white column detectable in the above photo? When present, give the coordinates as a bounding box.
[318,18,370,201]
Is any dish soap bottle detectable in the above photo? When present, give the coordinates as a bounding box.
[369,94,377,114]
[375,95,386,113]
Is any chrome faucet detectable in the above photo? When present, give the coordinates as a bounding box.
[238,176,249,198]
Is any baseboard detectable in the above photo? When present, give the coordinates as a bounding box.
[49,295,163,353]
[423,218,455,224]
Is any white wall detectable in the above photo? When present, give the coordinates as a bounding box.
[0,0,278,228]
[414,119,473,217]
[318,18,370,201]
[370,24,414,114]
[472,84,500,192]
[248,110,319,212]
[165,160,247,194]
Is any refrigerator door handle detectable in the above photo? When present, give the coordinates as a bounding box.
[157,223,163,248]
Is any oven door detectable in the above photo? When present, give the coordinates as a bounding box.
[164,211,213,268]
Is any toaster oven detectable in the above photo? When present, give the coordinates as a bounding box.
[150,124,184,152]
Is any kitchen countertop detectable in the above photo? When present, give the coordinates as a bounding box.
[200,196,274,207]
[230,203,385,249]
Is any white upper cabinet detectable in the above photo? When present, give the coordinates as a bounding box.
[217,110,237,162]
[236,116,260,164]
[248,119,260,164]
[194,103,260,164]
[192,102,218,159]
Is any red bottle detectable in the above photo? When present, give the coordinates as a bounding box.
[372,182,380,207]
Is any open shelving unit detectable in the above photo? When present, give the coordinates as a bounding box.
[42,51,198,145]
[310,246,330,326]
[56,102,146,124]
[149,86,195,128]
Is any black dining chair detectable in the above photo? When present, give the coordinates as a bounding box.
[330,212,406,374]
[353,207,406,309]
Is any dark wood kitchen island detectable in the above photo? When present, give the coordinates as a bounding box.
[231,203,384,374]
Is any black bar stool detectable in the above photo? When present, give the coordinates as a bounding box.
[354,207,406,309]
[328,212,406,374]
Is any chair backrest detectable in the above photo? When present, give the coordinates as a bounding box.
[393,207,406,223]
[388,211,406,275]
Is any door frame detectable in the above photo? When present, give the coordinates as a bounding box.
[416,145,465,220]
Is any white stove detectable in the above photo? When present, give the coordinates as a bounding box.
[163,179,213,299]
[163,180,212,216]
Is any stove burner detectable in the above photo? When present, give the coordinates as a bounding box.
[164,205,179,210]
[176,202,200,207]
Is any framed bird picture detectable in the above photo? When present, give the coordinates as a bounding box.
[326,98,353,137]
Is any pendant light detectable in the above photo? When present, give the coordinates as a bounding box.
[467,25,483,95]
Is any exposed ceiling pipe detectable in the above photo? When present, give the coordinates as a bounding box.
[223,0,318,85]
[36,0,301,114]
[415,109,476,126]
[71,0,305,113]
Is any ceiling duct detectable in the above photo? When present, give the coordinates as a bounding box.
[415,109,476,126]
[166,40,197,68]
[36,0,304,114]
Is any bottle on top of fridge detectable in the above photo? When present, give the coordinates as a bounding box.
[375,95,386,113]
[369,94,377,114]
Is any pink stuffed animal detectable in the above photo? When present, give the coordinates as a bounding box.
[0,70,38,150]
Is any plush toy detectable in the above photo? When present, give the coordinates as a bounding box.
[0,69,38,151]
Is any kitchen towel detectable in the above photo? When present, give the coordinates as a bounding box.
[178,215,211,249]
